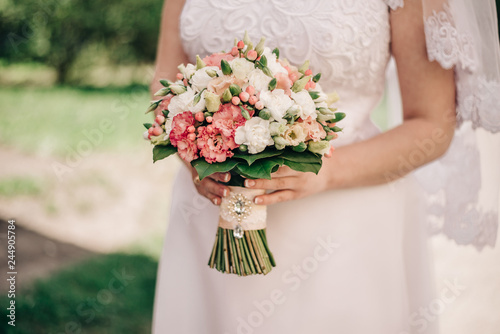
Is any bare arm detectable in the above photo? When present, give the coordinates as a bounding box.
[247,0,456,204]
[150,0,189,97]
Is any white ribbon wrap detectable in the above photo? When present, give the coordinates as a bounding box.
[219,186,267,230]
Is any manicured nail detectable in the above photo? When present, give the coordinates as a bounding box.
[223,173,230,182]
[254,197,262,204]
[222,189,229,197]
[245,179,255,187]
[213,198,220,205]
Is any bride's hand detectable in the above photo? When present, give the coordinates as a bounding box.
[183,159,231,206]
[244,165,329,205]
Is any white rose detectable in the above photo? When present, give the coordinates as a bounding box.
[190,66,220,92]
[259,89,294,120]
[229,58,255,80]
[247,69,272,92]
[262,47,288,76]
[168,87,196,116]
[291,91,317,119]
[235,117,274,154]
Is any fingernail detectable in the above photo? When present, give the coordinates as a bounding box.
[223,173,230,182]
[245,179,255,187]
[213,198,220,205]
[222,189,229,197]
[254,197,262,204]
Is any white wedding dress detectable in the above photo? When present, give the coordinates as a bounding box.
[152,1,464,333]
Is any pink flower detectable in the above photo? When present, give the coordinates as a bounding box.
[212,103,249,150]
[299,117,327,142]
[203,52,236,69]
[159,94,173,111]
[207,75,245,96]
[279,59,301,83]
[177,138,199,162]
[274,72,292,92]
[197,126,234,163]
[170,111,195,145]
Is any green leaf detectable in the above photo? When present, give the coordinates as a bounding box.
[260,55,268,67]
[312,73,321,83]
[268,78,277,91]
[332,112,346,123]
[143,123,153,129]
[283,160,321,174]
[153,145,177,163]
[232,149,283,165]
[308,91,320,99]
[191,159,240,180]
[239,106,251,120]
[159,79,171,87]
[280,149,322,164]
[272,47,280,59]
[236,158,284,179]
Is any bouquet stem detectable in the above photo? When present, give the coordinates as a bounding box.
[207,186,275,276]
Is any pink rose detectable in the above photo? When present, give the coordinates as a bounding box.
[207,75,245,96]
[197,126,234,163]
[299,117,327,142]
[212,103,250,149]
[203,52,236,69]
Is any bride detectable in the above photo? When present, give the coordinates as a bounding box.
[150,0,500,333]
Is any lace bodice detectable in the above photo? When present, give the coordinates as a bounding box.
[180,0,392,145]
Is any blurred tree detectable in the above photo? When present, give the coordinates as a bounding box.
[0,0,162,84]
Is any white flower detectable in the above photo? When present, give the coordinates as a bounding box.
[229,58,255,80]
[179,63,196,79]
[168,87,196,116]
[262,47,288,76]
[190,66,220,92]
[247,69,272,92]
[163,117,173,137]
[314,91,328,103]
[235,117,274,154]
[259,89,294,120]
[315,101,328,109]
[188,90,206,114]
[269,119,288,136]
[291,91,317,119]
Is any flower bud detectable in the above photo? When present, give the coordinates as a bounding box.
[154,87,170,97]
[206,68,218,78]
[196,55,206,70]
[268,77,277,91]
[204,91,221,113]
[298,60,310,74]
[312,73,321,83]
[159,79,171,87]
[222,88,233,103]
[221,59,232,75]
[326,91,340,104]
[273,136,288,146]
[238,144,248,152]
[307,141,330,155]
[291,75,311,93]
[292,142,307,152]
[258,108,271,120]
[229,84,242,96]
[243,31,252,45]
[169,84,187,95]
[255,37,266,57]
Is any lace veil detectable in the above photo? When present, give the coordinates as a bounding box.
[386,0,500,250]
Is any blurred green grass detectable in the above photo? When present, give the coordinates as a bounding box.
[0,85,152,156]
[1,253,157,334]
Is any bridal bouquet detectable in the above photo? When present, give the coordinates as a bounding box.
[144,33,344,276]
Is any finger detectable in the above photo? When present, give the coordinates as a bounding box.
[254,190,296,205]
[194,183,223,206]
[271,165,296,177]
[208,172,231,183]
[201,177,230,198]
[245,176,297,190]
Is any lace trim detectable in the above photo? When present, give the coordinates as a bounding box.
[423,5,477,71]
[415,129,498,250]
[456,74,500,133]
